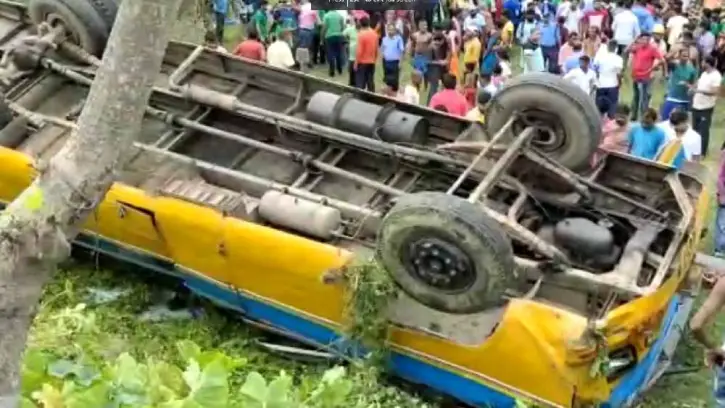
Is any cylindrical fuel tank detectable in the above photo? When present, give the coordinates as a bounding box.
[305,91,429,145]
[258,191,342,240]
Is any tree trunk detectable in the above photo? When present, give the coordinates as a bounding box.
[0,0,183,404]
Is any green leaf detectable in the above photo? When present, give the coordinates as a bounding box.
[48,359,77,379]
[185,359,230,408]
[177,340,202,363]
[112,353,148,392]
[305,367,353,407]
[31,384,63,408]
[240,371,268,403]
[265,372,294,407]
[148,360,187,402]
[20,397,37,408]
[64,382,110,408]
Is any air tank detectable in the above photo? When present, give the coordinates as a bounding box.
[258,190,342,240]
[305,91,430,145]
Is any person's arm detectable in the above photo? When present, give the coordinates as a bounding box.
[697,75,722,96]
[690,277,725,365]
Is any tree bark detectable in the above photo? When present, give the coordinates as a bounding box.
[0,0,183,405]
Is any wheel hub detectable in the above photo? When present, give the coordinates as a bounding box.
[404,237,475,292]
[513,110,565,152]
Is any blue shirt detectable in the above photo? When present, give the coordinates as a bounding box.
[563,51,583,73]
[381,35,405,61]
[213,0,227,14]
[539,22,560,47]
[666,62,697,102]
[503,0,522,24]
[628,124,666,160]
[632,5,654,34]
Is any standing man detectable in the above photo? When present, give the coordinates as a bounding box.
[691,56,721,156]
[381,23,405,90]
[343,16,358,87]
[564,54,597,95]
[611,1,640,59]
[355,17,378,92]
[540,15,562,72]
[660,49,697,121]
[629,32,665,121]
[213,0,228,44]
[322,10,346,78]
[408,20,434,94]
[595,40,624,118]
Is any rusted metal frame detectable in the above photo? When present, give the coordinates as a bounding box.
[304,148,347,191]
[526,148,666,220]
[283,80,306,115]
[447,116,515,195]
[144,107,404,198]
[136,143,382,223]
[468,127,535,203]
[521,150,591,199]
[644,175,693,292]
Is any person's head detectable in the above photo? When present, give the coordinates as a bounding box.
[204,31,218,47]
[587,26,600,38]
[652,24,665,40]
[607,39,617,52]
[360,16,370,28]
[677,48,690,64]
[248,29,260,41]
[668,109,689,135]
[476,89,492,112]
[418,19,428,32]
[613,104,631,126]
[433,104,448,113]
[479,73,492,86]
[636,32,651,45]
[470,7,479,16]
[495,19,505,30]
[572,39,583,51]
[492,64,503,76]
[497,48,510,61]
[579,54,591,70]
[386,23,396,37]
[641,108,658,128]
[410,70,423,87]
[441,73,457,90]
[525,10,536,21]
[557,15,566,25]
[703,55,716,71]
[681,30,694,43]
[568,32,579,46]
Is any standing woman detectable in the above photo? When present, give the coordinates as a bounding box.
[481,20,504,76]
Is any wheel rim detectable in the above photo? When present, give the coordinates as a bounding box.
[400,231,476,293]
[512,109,566,153]
[44,12,80,45]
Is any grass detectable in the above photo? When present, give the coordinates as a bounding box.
[22,22,725,407]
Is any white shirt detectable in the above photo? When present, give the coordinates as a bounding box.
[266,40,295,69]
[499,60,512,78]
[666,15,688,46]
[612,9,640,46]
[563,8,582,33]
[595,50,623,88]
[483,82,498,96]
[692,69,722,110]
[397,85,420,105]
[658,121,702,160]
[564,67,597,94]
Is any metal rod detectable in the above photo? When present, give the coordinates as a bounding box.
[292,146,335,188]
[447,116,515,195]
[468,127,534,203]
[135,143,382,221]
[306,149,347,191]
[144,108,404,197]
[168,45,204,89]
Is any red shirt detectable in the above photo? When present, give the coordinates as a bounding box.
[233,40,265,61]
[583,9,608,30]
[630,43,662,81]
[356,29,379,64]
[428,89,470,117]
[463,87,476,107]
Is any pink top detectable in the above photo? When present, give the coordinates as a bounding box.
[299,9,317,29]
[352,10,370,21]
[592,118,630,166]
[558,44,573,69]
[428,89,470,117]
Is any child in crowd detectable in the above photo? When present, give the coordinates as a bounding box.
[398,70,423,105]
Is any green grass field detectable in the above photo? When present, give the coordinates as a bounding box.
[19,28,725,406]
